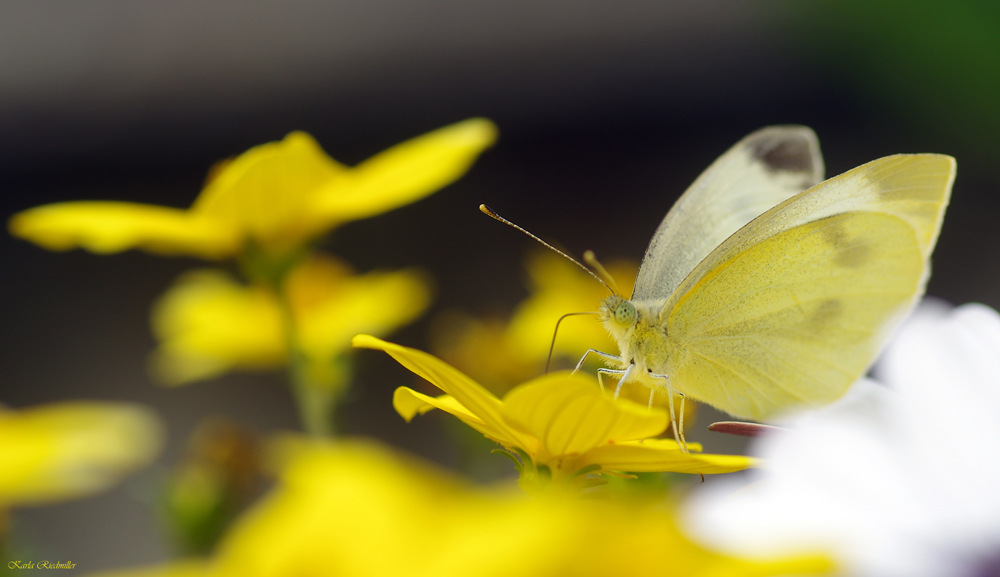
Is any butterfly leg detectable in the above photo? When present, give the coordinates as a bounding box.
[614,363,635,400]
[573,349,622,374]
[650,372,688,454]
[596,368,626,392]
[679,394,688,449]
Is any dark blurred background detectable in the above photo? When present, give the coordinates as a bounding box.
[3,0,1000,570]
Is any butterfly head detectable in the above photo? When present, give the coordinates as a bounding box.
[613,299,636,326]
[600,294,637,330]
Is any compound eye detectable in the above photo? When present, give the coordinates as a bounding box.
[614,301,636,326]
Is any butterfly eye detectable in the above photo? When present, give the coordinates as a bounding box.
[614,301,636,326]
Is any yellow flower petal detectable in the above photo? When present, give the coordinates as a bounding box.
[392,386,447,422]
[580,439,754,474]
[313,118,498,224]
[392,388,474,423]
[392,387,524,448]
[292,258,431,391]
[0,402,163,505]
[8,202,240,259]
[150,270,286,385]
[11,122,495,260]
[501,373,667,457]
[193,131,346,253]
[353,334,532,448]
[369,339,754,481]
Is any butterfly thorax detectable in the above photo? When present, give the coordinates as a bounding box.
[599,295,673,384]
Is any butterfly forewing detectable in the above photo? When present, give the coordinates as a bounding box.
[632,126,824,302]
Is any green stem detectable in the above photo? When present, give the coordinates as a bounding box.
[274,285,337,437]
[238,244,340,436]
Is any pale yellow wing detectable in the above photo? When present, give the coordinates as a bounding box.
[663,154,954,421]
[632,126,824,301]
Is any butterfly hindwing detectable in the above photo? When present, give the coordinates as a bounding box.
[661,154,954,420]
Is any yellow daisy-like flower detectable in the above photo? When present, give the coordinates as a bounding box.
[9,118,497,260]
[0,402,163,506]
[353,336,751,488]
[87,440,831,577]
[150,254,430,388]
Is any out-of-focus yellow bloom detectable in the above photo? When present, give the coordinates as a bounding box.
[151,254,430,388]
[0,402,162,506]
[149,270,285,384]
[354,336,751,488]
[9,119,497,259]
[88,440,831,577]
[431,250,695,416]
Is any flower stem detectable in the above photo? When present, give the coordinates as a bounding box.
[240,247,334,436]
[239,244,341,436]
[275,287,337,437]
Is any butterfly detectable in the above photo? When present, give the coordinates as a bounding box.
[581,126,954,435]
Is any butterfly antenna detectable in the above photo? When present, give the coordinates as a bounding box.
[479,204,616,295]
[545,311,599,373]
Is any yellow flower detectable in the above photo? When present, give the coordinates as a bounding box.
[151,254,430,388]
[87,440,831,577]
[0,402,162,506]
[9,118,497,260]
[354,336,751,487]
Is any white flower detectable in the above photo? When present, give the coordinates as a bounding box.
[684,301,1000,577]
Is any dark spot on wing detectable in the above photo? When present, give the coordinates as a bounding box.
[819,218,870,268]
[748,136,814,174]
[820,219,847,248]
[806,299,842,333]
[835,240,870,268]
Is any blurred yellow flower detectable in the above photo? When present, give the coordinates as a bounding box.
[88,440,831,577]
[354,336,751,488]
[9,118,497,260]
[151,254,430,388]
[0,402,162,506]
[431,250,695,414]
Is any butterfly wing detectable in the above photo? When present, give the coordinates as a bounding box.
[632,126,824,301]
[662,154,955,421]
